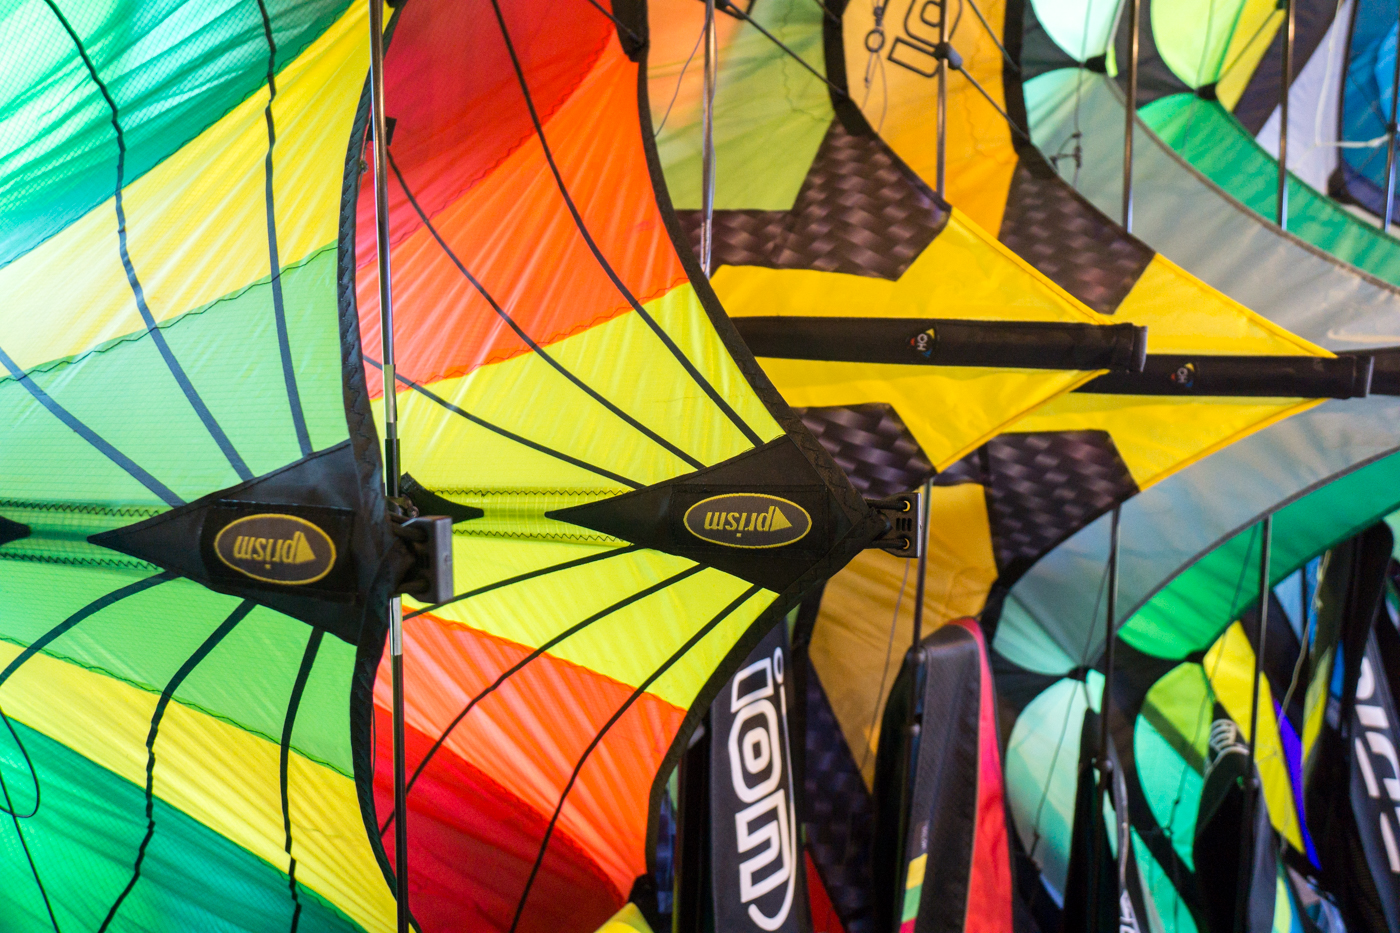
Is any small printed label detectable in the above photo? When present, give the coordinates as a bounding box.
[212,514,337,585]
[682,494,811,549]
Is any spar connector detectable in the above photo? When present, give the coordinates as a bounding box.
[865,490,924,558]
[387,495,455,605]
[933,42,963,70]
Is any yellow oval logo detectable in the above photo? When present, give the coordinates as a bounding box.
[212,514,337,586]
[683,494,812,549]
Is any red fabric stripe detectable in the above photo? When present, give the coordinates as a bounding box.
[374,612,686,897]
[805,849,849,933]
[951,618,1014,933]
[359,0,689,395]
[373,708,622,933]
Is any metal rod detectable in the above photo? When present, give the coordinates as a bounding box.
[1087,505,1122,933]
[700,0,717,276]
[1123,0,1140,231]
[910,478,933,648]
[1385,0,1400,230]
[1277,0,1295,230]
[1235,515,1272,933]
[936,0,948,197]
[367,3,409,930]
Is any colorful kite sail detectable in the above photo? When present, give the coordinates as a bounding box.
[1021,0,1400,346]
[798,0,1352,871]
[647,0,1143,481]
[1005,507,1400,933]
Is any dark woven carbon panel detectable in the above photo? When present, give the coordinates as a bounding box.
[803,657,876,933]
[675,119,949,280]
[934,450,985,486]
[998,158,1154,315]
[795,404,935,499]
[983,431,1137,576]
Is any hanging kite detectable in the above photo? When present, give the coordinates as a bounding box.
[0,1,914,932]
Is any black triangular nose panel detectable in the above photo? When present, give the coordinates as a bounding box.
[89,441,404,645]
[550,437,856,592]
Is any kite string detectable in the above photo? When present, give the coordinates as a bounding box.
[1025,552,1111,867]
[655,18,708,135]
[1154,527,1259,924]
[576,0,643,44]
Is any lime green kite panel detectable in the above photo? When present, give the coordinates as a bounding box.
[653,0,831,209]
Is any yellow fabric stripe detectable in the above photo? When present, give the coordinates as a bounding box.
[810,485,996,787]
[0,642,395,932]
[1007,256,1331,490]
[1117,257,1329,355]
[718,207,1101,325]
[593,903,655,933]
[905,852,928,890]
[386,284,781,493]
[1203,623,1305,851]
[412,538,772,710]
[1010,395,1322,489]
[842,0,1017,232]
[1216,1,1285,109]
[1,2,368,371]
[713,208,1106,470]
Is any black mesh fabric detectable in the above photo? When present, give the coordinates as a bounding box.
[998,158,1154,315]
[795,403,935,499]
[803,657,876,933]
[676,119,949,281]
[983,431,1138,576]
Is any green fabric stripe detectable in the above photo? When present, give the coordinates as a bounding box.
[0,0,350,267]
[1141,93,1400,285]
[0,567,353,775]
[0,246,347,506]
[900,876,920,922]
[1121,447,1400,658]
[1131,829,1198,933]
[652,0,831,209]
[0,714,363,931]
[1134,665,1210,873]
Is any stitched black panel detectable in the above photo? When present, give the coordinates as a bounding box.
[998,158,1154,315]
[794,404,935,499]
[676,119,950,280]
[803,657,876,933]
[983,430,1138,576]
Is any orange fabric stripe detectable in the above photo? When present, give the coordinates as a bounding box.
[359,36,689,395]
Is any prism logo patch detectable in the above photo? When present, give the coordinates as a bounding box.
[683,494,811,548]
[212,514,337,585]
